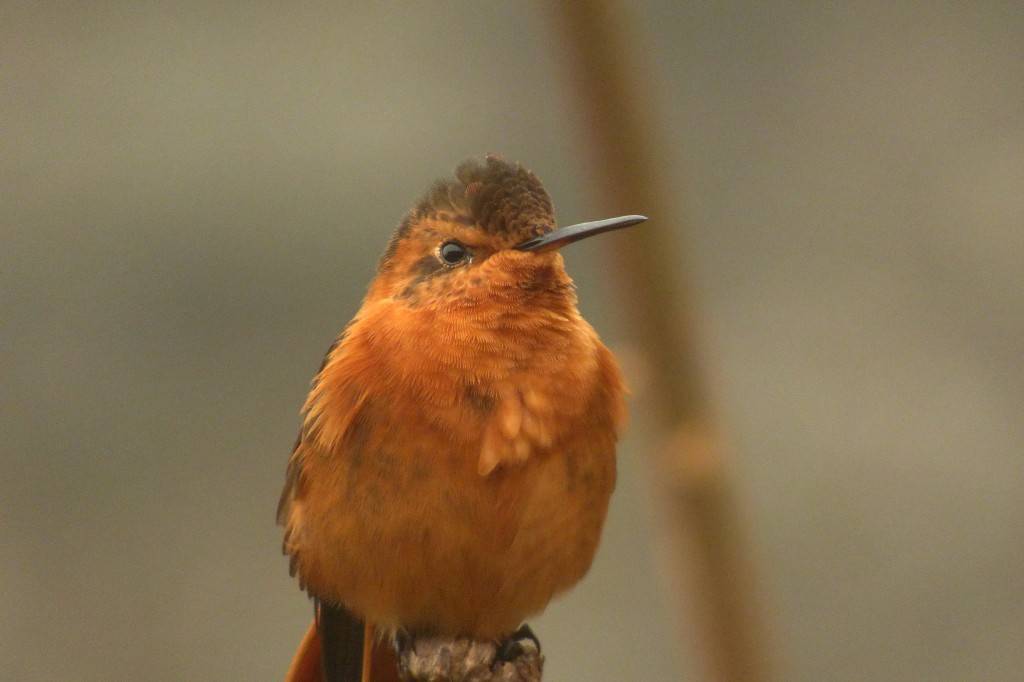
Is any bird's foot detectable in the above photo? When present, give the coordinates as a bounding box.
[495,624,541,663]
[394,628,414,656]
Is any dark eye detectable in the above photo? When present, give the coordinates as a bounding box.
[439,241,471,266]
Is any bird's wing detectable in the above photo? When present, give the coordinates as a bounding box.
[277,334,344,530]
[278,314,407,682]
[278,333,368,682]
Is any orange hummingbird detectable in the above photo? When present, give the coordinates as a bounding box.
[278,155,645,681]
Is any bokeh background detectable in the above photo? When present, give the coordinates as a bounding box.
[3,2,1021,680]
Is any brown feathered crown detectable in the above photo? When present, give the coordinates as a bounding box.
[379,155,555,268]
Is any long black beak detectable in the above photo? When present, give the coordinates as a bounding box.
[514,214,647,253]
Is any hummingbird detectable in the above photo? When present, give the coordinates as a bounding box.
[278,155,645,681]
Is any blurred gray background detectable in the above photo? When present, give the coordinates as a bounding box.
[2,2,1021,680]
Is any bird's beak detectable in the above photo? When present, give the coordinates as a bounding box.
[514,215,647,253]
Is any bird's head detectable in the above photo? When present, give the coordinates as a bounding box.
[367,155,645,311]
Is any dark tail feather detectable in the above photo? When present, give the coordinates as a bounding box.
[317,600,365,682]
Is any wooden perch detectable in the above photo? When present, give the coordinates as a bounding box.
[397,635,543,682]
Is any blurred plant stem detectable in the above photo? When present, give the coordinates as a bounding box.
[550,3,774,681]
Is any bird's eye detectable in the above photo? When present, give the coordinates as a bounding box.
[438,241,471,266]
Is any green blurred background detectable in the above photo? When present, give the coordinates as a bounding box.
[2,2,1021,680]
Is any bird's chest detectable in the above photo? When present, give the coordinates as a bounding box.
[368,305,602,474]
[294,308,622,633]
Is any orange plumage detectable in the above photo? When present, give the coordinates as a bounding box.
[279,156,640,680]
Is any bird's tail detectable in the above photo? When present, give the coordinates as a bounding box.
[284,618,324,682]
[284,602,399,682]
